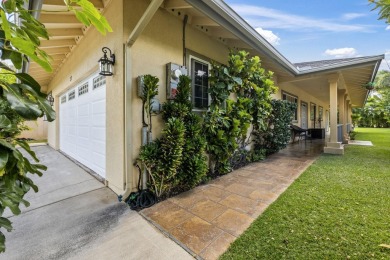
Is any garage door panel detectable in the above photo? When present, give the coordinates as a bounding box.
[92,152,105,170]
[77,103,90,117]
[77,146,90,162]
[92,115,105,127]
[77,128,90,139]
[92,127,105,141]
[92,101,105,114]
[93,140,105,155]
[60,73,106,178]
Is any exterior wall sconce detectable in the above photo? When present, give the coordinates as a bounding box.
[47,91,54,107]
[98,47,115,76]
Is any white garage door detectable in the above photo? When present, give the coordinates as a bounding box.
[59,73,106,178]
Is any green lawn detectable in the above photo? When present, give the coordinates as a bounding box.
[221,128,390,259]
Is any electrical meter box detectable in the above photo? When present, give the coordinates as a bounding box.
[166,63,188,99]
[137,75,145,98]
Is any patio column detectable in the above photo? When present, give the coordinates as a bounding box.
[324,74,344,155]
[348,103,353,128]
[338,90,346,143]
[345,99,351,134]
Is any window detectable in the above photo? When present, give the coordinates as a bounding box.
[282,91,298,121]
[93,75,106,90]
[68,89,76,101]
[78,82,89,96]
[191,57,210,110]
[310,102,317,122]
[61,95,67,104]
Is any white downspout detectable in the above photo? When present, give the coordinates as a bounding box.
[120,0,164,201]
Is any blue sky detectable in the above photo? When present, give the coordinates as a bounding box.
[225,0,390,71]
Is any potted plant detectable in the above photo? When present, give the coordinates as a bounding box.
[363,82,375,90]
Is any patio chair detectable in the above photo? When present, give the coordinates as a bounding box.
[290,125,310,143]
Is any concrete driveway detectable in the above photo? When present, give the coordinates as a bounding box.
[0,145,192,260]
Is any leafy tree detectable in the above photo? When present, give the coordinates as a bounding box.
[374,70,390,89]
[0,70,27,137]
[0,0,111,253]
[370,0,390,24]
[352,71,390,127]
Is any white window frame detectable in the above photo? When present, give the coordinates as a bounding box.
[189,55,211,111]
[282,91,298,122]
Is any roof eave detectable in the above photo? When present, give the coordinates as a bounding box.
[363,58,382,105]
[185,0,300,75]
[296,55,385,75]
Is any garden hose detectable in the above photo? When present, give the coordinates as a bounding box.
[123,163,156,210]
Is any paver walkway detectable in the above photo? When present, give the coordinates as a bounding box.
[141,140,325,259]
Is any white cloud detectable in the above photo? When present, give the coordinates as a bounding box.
[230,4,371,32]
[342,13,367,20]
[255,27,280,45]
[386,25,390,30]
[324,48,358,58]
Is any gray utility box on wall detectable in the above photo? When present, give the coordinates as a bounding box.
[166,63,188,99]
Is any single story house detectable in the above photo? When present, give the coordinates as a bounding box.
[25,0,383,196]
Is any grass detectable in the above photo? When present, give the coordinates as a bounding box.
[221,128,390,259]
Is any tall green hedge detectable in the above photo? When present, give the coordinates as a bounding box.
[256,100,297,155]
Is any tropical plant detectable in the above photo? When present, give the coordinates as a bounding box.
[161,75,208,190]
[374,70,390,89]
[140,74,159,137]
[370,0,390,24]
[0,0,111,253]
[0,71,27,137]
[204,50,277,174]
[138,118,185,198]
[256,100,297,155]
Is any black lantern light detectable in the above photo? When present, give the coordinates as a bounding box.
[47,91,54,106]
[98,47,115,76]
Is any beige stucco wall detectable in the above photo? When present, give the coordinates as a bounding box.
[19,118,48,140]
[277,82,330,129]
[44,0,337,195]
[46,0,125,194]
[125,0,230,190]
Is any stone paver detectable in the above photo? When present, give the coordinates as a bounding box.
[141,140,324,259]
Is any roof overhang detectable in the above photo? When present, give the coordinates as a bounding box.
[26,0,384,105]
[27,0,107,88]
[183,0,299,76]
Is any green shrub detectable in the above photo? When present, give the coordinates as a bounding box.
[138,75,208,198]
[139,118,185,198]
[162,75,208,190]
[204,50,277,174]
[256,100,296,155]
[349,130,357,140]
